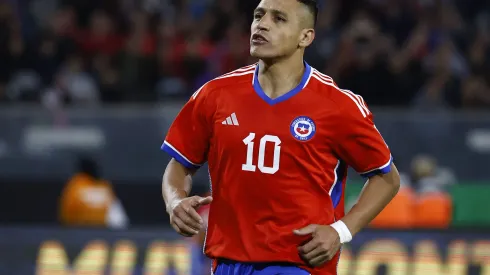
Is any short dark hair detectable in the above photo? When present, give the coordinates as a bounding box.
[297,0,318,27]
[77,156,100,179]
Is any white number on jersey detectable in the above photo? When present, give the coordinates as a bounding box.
[242,133,281,174]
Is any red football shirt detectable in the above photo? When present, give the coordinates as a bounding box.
[162,63,392,275]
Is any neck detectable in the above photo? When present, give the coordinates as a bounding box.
[257,53,306,99]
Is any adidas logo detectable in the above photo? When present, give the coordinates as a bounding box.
[222,113,239,126]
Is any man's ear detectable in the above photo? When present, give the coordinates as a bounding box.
[299,28,315,48]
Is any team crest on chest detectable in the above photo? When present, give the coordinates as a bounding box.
[290,116,316,141]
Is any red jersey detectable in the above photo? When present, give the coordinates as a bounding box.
[162,63,392,275]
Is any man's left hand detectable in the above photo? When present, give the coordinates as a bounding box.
[293,224,341,267]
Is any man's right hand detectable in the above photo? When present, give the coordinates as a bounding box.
[168,196,213,237]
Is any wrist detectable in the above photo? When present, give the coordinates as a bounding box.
[330,220,353,244]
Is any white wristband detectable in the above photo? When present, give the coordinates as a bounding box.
[330,220,353,244]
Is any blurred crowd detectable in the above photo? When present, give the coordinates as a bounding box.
[0,0,489,109]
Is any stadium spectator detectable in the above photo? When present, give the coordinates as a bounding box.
[59,156,129,229]
[411,155,455,228]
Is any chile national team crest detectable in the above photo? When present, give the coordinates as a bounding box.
[290,116,316,141]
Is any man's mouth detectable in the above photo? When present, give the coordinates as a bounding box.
[251,33,269,45]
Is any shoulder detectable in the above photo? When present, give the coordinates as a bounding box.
[191,64,257,101]
[308,68,371,119]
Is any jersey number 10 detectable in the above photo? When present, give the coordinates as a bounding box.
[242,133,281,174]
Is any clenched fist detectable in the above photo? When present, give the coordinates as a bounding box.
[168,196,213,237]
[293,224,342,267]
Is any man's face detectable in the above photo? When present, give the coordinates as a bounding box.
[250,0,309,59]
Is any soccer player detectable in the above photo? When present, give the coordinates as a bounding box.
[161,0,401,274]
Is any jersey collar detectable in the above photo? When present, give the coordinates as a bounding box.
[252,61,312,106]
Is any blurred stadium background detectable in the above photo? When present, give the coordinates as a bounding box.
[0,0,489,274]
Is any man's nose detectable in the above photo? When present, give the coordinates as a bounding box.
[256,15,271,31]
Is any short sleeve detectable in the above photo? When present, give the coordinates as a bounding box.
[161,85,213,169]
[333,95,392,178]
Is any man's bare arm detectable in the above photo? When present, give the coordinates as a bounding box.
[342,163,401,235]
[162,158,195,212]
[162,158,212,237]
